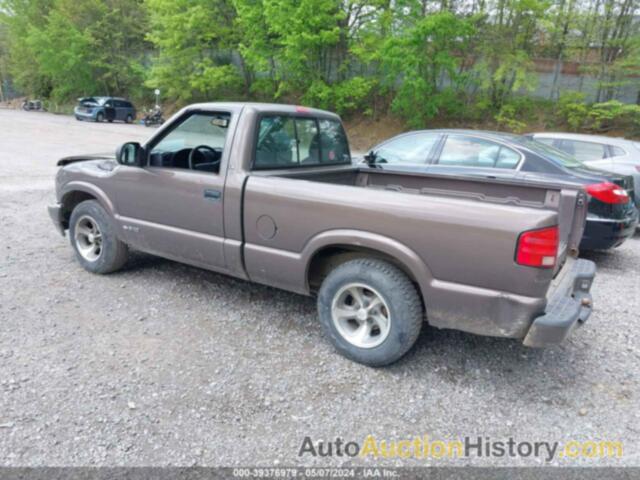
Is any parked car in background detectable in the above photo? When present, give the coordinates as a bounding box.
[22,99,45,111]
[74,97,136,123]
[528,132,640,207]
[362,129,638,251]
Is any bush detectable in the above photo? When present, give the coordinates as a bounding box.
[430,87,467,120]
[492,96,552,133]
[557,91,589,130]
[494,104,527,133]
[557,92,640,135]
[587,100,640,134]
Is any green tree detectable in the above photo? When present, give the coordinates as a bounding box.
[77,0,149,98]
[380,12,474,127]
[470,0,547,109]
[26,10,94,99]
[1,0,639,130]
[235,0,344,97]
[2,0,147,101]
[234,0,380,114]
[1,0,55,97]
[145,0,244,103]
[0,19,9,101]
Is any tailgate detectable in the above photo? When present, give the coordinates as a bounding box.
[552,188,588,275]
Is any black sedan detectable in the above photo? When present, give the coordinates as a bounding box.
[362,129,638,251]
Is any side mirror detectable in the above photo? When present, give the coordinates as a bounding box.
[116,142,143,167]
[364,151,377,165]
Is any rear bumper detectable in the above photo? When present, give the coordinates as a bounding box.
[48,203,65,236]
[73,108,97,121]
[580,213,638,250]
[523,258,596,347]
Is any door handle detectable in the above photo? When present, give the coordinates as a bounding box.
[204,189,222,201]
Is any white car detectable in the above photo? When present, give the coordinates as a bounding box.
[527,132,640,206]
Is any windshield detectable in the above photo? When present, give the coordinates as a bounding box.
[152,113,231,153]
[517,137,585,169]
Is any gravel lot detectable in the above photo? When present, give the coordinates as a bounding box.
[0,108,639,467]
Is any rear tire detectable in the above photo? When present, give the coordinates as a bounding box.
[317,258,423,366]
[125,114,133,124]
[69,200,128,274]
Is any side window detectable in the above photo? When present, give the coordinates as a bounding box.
[255,116,297,168]
[254,115,350,169]
[296,118,320,164]
[374,133,439,164]
[437,136,520,169]
[104,100,113,108]
[496,147,520,168]
[319,119,350,163]
[559,140,606,161]
[148,112,231,172]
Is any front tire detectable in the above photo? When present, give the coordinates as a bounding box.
[96,112,104,123]
[69,200,128,274]
[317,258,423,366]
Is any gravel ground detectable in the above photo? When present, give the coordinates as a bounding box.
[0,108,639,467]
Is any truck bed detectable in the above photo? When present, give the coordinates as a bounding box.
[277,166,568,208]
[243,165,588,338]
[259,164,587,265]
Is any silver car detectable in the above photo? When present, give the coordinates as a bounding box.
[528,132,640,205]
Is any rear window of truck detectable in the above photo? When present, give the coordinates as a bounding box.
[253,115,351,169]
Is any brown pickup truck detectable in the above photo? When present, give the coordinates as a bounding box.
[48,102,596,366]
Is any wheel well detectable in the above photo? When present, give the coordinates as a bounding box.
[60,191,97,228]
[307,245,419,294]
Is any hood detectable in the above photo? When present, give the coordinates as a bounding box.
[57,153,115,166]
[77,97,104,106]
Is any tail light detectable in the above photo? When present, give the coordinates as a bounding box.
[516,226,559,268]
[586,182,629,204]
